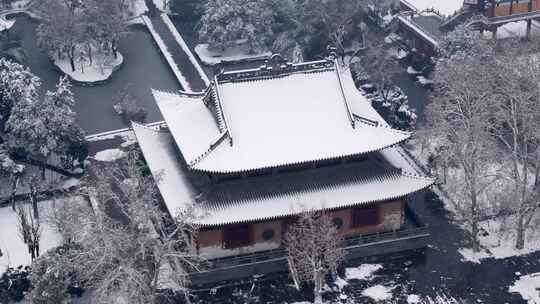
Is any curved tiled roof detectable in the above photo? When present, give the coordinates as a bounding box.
[153,61,411,174]
[132,123,434,227]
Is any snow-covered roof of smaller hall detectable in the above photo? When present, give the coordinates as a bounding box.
[132,123,434,227]
[154,58,411,174]
[401,0,463,16]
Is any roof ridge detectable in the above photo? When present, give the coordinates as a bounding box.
[152,89,205,102]
[131,121,168,133]
[334,61,356,129]
[188,131,229,167]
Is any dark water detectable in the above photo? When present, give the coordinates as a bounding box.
[392,71,430,126]
[8,15,180,134]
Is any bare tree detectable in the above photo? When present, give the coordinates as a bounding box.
[427,49,501,252]
[15,200,42,261]
[49,152,203,303]
[351,34,400,105]
[284,209,345,304]
[491,43,540,249]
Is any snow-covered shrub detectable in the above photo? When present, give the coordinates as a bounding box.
[0,266,31,303]
[113,84,147,123]
[114,98,147,123]
[368,86,417,130]
[28,244,83,304]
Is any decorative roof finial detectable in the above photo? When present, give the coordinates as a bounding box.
[327,45,338,61]
[265,53,290,72]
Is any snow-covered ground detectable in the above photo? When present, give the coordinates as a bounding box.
[345,263,383,281]
[195,43,271,66]
[54,52,123,83]
[406,138,540,262]
[0,15,15,31]
[509,272,540,304]
[0,161,80,200]
[9,0,30,8]
[92,148,127,162]
[493,20,540,39]
[459,213,540,263]
[362,284,395,302]
[129,0,148,17]
[403,0,463,16]
[0,197,84,273]
[153,0,167,11]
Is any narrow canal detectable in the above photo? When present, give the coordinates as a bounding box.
[7,15,180,134]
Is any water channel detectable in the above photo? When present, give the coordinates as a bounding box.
[5,15,180,134]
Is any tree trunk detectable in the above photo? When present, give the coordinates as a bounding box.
[471,197,479,252]
[516,212,525,250]
[70,46,76,72]
[112,41,118,59]
[30,182,39,219]
[87,43,93,66]
[534,155,539,187]
[313,270,323,304]
[10,176,19,211]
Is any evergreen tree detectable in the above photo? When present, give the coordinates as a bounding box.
[0,58,41,130]
[6,77,86,171]
[199,0,275,53]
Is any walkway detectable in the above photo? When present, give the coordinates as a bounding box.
[143,0,208,92]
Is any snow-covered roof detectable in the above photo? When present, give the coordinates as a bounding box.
[131,123,200,216]
[153,90,225,166]
[397,15,441,47]
[197,164,434,227]
[153,60,411,174]
[133,122,433,227]
[401,0,463,16]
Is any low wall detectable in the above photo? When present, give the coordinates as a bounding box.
[190,228,430,286]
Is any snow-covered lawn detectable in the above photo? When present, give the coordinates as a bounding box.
[509,272,540,304]
[54,52,123,83]
[405,138,540,262]
[195,43,271,66]
[0,197,84,273]
[459,213,540,263]
[0,161,80,200]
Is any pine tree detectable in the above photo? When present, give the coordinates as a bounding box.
[199,0,275,53]
[0,58,41,130]
[6,77,86,173]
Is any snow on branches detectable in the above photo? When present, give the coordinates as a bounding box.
[285,209,345,304]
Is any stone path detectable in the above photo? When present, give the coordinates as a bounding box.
[143,0,207,92]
